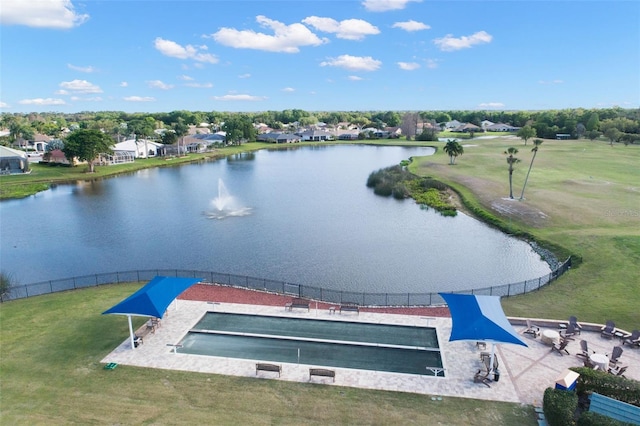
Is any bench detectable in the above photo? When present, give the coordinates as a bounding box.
[285,298,310,311]
[256,363,281,377]
[309,368,335,382]
[339,304,359,314]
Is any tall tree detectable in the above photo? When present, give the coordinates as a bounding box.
[517,125,536,146]
[63,129,113,173]
[519,139,543,200]
[443,139,464,165]
[504,147,520,199]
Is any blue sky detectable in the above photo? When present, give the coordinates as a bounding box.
[1,0,638,113]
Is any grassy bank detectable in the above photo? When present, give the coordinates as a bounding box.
[0,284,535,425]
[409,137,639,330]
[0,143,276,199]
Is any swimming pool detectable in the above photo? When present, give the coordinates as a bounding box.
[178,312,444,376]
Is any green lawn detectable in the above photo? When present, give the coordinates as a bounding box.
[0,285,536,425]
[409,137,640,330]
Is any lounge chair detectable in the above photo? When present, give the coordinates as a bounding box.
[551,337,570,355]
[608,364,627,378]
[523,319,540,337]
[622,330,640,347]
[608,346,623,366]
[601,320,615,339]
[576,340,593,359]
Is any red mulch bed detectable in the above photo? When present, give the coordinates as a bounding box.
[180,283,450,317]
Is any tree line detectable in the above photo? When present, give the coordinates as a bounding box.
[1,107,639,147]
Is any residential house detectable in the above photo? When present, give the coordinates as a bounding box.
[486,123,519,132]
[297,130,334,141]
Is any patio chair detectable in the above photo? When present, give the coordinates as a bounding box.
[622,330,640,347]
[608,364,627,378]
[601,320,615,339]
[473,369,491,387]
[583,358,596,369]
[561,323,579,340]
[481,352,499,371]
[568,316,582,334]
[576,340,593,359]
[523,319,540,337]
[608,346,623,366]
[551,337,570,355]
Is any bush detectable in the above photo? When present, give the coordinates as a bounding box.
[577,411,628,426]
[0,271,15,302]
[543,387,578,426]
[571,367,640,407]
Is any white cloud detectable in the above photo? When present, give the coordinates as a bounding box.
[185,82,213,88]
[123,96,155,102]
[59,79,102,93]
[348,76,364,81]
[55,89,69,95]
[397,61,420,70]
[539,79,564,85]
[478,102,505,108]
[238,73,251,79]
[320,54,381,71]
[392,20,430,32]
[425,58,439,69]
[0,0,89,29]
[179,75,194,81]
[362,0,421,12]
[119,81,128,87]
[18,98,66,105]
[282,87,295,92]
[211,15,327,53]
[0,101,9,108]
[147,80,174,90]
[70,96,102,102]
[434,31,492,51]
[212,94,267,101]
[154,37,218,63]
[302,16,379,41]
[67,63,96,73]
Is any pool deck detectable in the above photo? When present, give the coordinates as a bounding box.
[102,300,639,405]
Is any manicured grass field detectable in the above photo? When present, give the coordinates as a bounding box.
[0,285,535,425]
[409,137,639,330]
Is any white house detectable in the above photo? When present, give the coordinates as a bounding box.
[114,139,163,158]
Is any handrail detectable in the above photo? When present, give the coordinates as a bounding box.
[2,257,571,306]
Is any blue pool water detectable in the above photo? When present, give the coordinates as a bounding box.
[178,312,444,376]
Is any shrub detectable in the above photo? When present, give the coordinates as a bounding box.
[0,271,15,302]
[571,367,640,407]
[543,387,578,426]
[577,411,628,426]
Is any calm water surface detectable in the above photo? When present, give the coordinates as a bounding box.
[0,145,550,292]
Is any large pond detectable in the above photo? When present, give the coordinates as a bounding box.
[0,144,551,293]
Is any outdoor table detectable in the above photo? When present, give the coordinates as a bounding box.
[590,353,609,371]
[541,329,560,346]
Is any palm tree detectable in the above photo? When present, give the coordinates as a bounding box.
[443,139,464,165]
[504,147,520,199]
[519,139,543,200]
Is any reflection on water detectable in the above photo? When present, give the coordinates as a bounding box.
[0,145,551,292]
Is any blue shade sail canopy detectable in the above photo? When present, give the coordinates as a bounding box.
[440,293,527,347]
[103,276,201,319]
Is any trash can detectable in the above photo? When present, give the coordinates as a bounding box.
[493,369,500,382]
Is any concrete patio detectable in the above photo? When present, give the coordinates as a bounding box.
[102,300,639,405]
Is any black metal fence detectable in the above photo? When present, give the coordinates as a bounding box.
[3,257,571,306]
